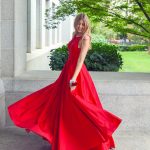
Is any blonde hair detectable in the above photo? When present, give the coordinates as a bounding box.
[73,13,91,49]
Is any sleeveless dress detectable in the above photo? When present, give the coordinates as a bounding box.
[8,35,122,150]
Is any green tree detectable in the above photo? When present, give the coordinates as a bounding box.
[45,0,150,40]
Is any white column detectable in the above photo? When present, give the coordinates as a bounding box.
[61,15,74,43]
[54,27,57,44]
[27,0,36,53]
[57,22,62,43]
[51,2,57,45]
[45,0,52,47]
[70,15,75,38]
[49,1,52,46]
[36,0,46,49]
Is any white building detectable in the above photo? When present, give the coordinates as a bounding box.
[1,0,74,76]
[27,0,74,70]
[0,0,75,127]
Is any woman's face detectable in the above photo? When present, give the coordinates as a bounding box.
[76,19,85,34]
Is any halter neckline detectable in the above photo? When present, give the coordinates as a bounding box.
[75,36,82,40]
[75,34,83,38]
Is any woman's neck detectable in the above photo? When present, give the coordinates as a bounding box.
[76,32,83,37]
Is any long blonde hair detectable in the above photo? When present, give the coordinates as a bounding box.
[73,13,91,49]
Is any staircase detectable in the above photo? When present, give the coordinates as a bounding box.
[1,71,150,150]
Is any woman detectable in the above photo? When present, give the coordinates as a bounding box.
[8,13,122,150]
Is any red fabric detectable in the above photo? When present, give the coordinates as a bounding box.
[8,35,122,150]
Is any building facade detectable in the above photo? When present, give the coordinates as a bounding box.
[0,0,74,77]
[0,0,74,127]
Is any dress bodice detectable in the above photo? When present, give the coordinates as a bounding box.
[67,36,82,60]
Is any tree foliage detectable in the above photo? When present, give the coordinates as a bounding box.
[45,0,150,39]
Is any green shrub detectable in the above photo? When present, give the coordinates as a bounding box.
[48,45,68,70]
[119,44,148,51]
[85,43,123,71]
[48,43,123,71]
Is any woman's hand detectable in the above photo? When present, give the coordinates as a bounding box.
[69,79,77,92]
[70,84,77,91]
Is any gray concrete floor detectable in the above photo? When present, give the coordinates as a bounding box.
[0,127,51,150]
[13,70,150,80]
[0,127,150,150]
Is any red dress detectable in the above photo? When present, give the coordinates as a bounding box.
[8,35,122,150]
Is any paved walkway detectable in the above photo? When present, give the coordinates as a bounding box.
[0,127,150,150]
[0,127,51,150]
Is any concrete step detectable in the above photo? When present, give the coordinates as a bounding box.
[1,71,150,150]
[2,72,150,132]
[5,93,150,132]
[0,127,149,150]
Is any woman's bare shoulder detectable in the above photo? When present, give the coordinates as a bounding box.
[82,34,91,40]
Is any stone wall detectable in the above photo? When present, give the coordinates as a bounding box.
[2,71,150,134]
[0,0,6,128]
[1,0,15,77]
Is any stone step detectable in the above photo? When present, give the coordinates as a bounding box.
[1,71,150,143]
[2,71,150,95]
[5,92,150,133]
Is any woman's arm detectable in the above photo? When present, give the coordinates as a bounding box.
[71,35,90,81]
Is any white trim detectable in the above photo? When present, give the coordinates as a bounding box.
[26,42,63,61]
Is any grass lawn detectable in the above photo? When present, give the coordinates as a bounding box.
[119,51,150,72]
